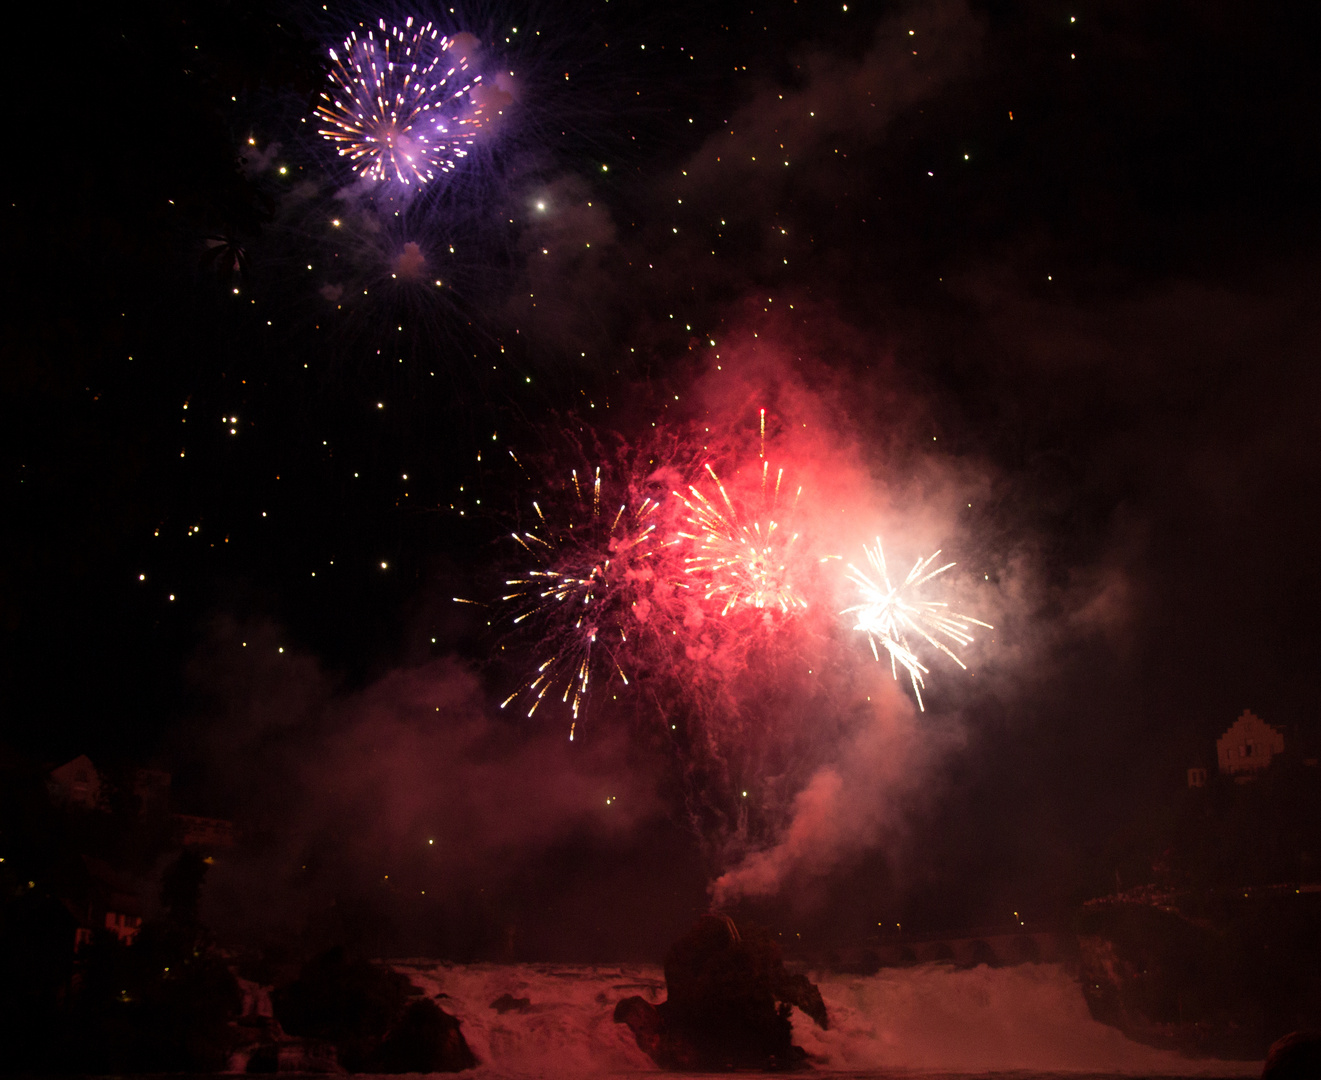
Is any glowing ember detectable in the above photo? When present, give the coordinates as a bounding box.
[843,539,992,710]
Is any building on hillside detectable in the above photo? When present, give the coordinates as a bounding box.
[1187,766,1208,788]
[1216,709,1285,780]
[49,754,102,809]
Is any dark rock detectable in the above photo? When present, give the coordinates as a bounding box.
[1263,1031,1321,1080]
[367,999,478,1073]
[1078,888,1321,1059]
[614,996,664,1059]
[774,969,829,1030]
[273,947,474,1072]
[490,993,533,1014]
[273,946,408,1069]
[615,914,827,1071]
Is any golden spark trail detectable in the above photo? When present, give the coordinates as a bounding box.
[499,467,664,733]
[674,463,807,616]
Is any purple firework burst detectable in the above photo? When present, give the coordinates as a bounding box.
[316,18,485,186]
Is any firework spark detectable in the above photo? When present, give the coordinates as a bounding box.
[500,467,664,730]
[675,463,807,616]
[316,18,484,185]
[843,540,992,710]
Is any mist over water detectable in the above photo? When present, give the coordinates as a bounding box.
[393,960,1258,1078]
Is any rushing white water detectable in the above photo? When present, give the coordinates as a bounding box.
[391,960,1260,1078]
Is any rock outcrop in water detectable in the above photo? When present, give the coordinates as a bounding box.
[273,946,475,1072]
[614,914,827,1070]
[1262,1031,1321,1080]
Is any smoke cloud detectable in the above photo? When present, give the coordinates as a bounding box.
[180,618,685,957]
[712,680,949,905]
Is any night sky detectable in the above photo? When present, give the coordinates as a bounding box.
[4,0,1321,957]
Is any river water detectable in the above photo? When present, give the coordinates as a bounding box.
[389,960,1261,1079]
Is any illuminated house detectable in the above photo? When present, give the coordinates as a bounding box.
[1216,709,1284,778]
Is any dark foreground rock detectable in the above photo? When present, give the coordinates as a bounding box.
[615,914,827,1070]
[1262,1031,1321,1080]
[1078,886,1321,1060]
[366,998,478,1073]
[273,946,475,1072]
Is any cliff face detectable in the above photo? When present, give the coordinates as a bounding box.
[615,915,828,1071]
[1077,886,1321,1059]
